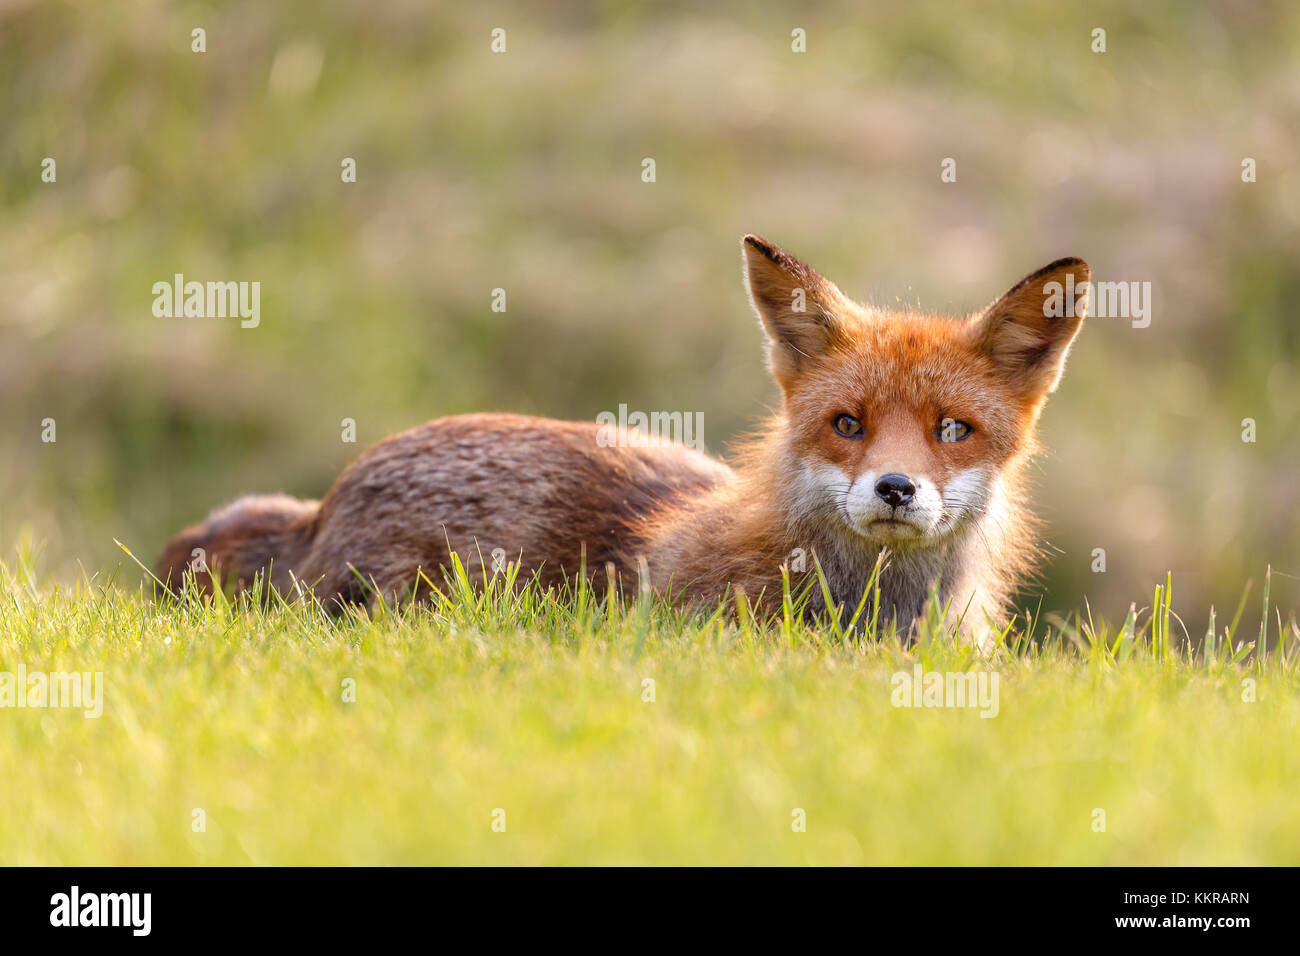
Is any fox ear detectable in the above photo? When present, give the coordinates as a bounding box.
[742,234,850,388]
[972,257,1090,401]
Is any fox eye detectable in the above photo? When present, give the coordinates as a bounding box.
[832,414,864,438]
[937,418,973,442]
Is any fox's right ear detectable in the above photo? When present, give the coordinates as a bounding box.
[742,234,851,389]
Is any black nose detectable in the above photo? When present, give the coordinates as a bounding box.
[874,473,916,508]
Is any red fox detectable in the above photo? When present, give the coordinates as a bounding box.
[157,235,1089,649]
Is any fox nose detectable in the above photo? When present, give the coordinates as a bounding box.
[874,473,916,508]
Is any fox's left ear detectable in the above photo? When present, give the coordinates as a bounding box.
[972,257,1090,401]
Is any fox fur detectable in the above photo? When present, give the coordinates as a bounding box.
[157,235,1089,650]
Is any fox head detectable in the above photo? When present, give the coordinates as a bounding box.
[742,234,1089,549]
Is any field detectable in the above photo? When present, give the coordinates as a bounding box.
[3,544,1296,866]
[2,2,1299,867]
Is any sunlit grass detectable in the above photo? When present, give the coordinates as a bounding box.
[1,539,1296,866]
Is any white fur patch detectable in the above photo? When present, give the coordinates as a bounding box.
[799,462,994,545]
[941,466,994,528]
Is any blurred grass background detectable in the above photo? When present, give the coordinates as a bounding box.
[2,0,1298,627]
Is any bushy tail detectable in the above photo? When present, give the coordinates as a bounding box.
[156,494,320,598]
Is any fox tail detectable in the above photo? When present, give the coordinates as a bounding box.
[155,494,320,598]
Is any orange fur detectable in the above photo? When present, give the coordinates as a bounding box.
[156,236,1089,650]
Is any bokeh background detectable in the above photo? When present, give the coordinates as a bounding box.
[3,0,1298,630]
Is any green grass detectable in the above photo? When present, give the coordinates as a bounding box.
[2,543,1297,866]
